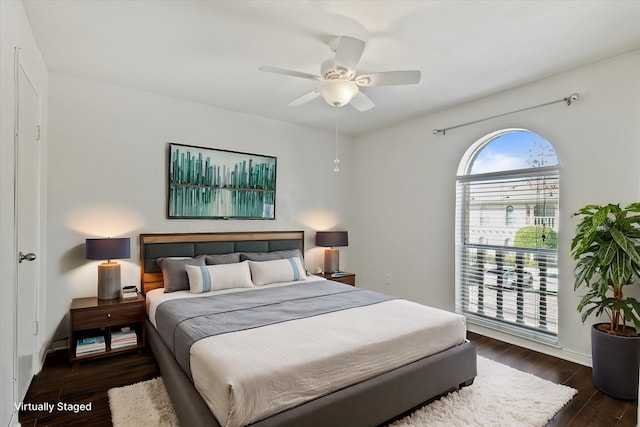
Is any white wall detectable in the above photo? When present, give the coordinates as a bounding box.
[0,1,48,425]
[351,50,640,363]
[46,73,353,342]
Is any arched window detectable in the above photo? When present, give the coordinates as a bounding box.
[505,205,514,225]
[455,129,559,342]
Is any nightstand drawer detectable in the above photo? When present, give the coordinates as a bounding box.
[334,274,355,286]
[72,303,144,329]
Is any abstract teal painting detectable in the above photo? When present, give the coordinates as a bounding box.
[168,143,276,219]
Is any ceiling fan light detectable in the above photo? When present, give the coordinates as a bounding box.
[319,80,358,107]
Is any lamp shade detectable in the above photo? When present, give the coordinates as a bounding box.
[319,80,358,107]
[316,231,348,248]
[86,238,130,261]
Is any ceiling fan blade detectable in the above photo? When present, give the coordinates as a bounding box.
[355,70,421,87]
[333,36,365,73]
[259,66,321,81]
[287,89,320,107]
[349,91,375,112]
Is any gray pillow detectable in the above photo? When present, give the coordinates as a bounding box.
[202,253,241,265]
[156,257,205,292]
[240,249,303,262]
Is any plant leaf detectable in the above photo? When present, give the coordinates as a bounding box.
[574,255,597,289]
[580,304,599,323]
[578,206,611,253]
[598,240,616,266]
[624,202,640,213]
[611,251,629,287]
[626,298,640,330]
[611,226,640,266]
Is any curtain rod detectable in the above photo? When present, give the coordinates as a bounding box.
[432,92,579,135]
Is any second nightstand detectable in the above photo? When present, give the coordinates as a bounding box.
[317,272,356,286]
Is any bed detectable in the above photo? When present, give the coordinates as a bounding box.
[140,231,476,427]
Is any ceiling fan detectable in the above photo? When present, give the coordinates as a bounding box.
[259,36,421,111]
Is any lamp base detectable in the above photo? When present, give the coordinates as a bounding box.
[97,262,121,300]
[324,248,340,273]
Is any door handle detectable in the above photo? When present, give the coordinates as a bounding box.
[19,252,36,263]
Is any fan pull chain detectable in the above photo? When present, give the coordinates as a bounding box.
[334,106,340,172]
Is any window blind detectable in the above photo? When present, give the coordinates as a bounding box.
[455,171,559,342]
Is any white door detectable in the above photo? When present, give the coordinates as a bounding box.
[15,49,41,403]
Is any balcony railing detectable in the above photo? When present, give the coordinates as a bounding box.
[458,244,558,336]
[534,216,556,228]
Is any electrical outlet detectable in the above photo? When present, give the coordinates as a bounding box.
[385,273,392,285]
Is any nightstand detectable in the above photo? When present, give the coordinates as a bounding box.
[318,272,356,286]
[69,294,145,365]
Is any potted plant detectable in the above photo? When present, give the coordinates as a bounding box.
[571,202,640,399]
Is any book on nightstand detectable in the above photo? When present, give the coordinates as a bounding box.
[121,285,138,299]
[76,335,106,356]
[111,327,138,349]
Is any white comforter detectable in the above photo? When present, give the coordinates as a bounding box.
[147,277,467,427]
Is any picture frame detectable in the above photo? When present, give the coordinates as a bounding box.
[167,143,276,219]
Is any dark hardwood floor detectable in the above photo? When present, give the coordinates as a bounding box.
[19,333,637,426]
[470,332,637,427]
[18,348,159,426]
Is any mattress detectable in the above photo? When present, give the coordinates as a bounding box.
[147,277,467,427]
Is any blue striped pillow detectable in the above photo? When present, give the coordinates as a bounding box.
[185,261,253,293]
[248,257,306,286]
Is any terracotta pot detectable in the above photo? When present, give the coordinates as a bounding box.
[591,323,640,400]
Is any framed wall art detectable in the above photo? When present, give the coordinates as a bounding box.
[167,143,276,219]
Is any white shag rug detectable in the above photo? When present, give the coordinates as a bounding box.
[108,357,577,427]
[108,377,179,427]
[389,356,577,427]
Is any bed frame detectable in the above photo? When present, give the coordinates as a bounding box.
[140,231,477,427]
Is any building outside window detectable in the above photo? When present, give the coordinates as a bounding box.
[455,129,559,343]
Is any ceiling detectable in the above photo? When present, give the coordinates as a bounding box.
[22,0,640,136]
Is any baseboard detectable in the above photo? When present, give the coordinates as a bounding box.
[49,338,69,352]
[9,408,20,426]
[38,341,49,371]
[468,323,592,367]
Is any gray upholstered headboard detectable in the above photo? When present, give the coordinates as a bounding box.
[139,231,304,294]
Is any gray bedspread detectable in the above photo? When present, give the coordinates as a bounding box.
[155,280,396,378]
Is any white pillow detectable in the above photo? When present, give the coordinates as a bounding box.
[248,257,306,286]
[185,261,253,293]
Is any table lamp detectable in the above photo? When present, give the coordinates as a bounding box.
[315,231,348,273]
[86,237,131,300]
